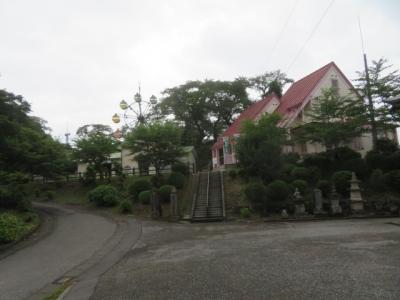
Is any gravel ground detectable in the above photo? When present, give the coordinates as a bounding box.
[91,218,400,300]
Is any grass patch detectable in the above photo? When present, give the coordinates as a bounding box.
[41,283,71,300]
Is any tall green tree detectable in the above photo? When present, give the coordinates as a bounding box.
[124,122,184,175]
[353,58,400,148]
[247,70,293,98]
[292,88,366,150]
[236,113,287,182]
[73,125,118,180]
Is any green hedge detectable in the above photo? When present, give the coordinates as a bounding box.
[0,213,24,244]
[138,190,152,205]
[88,185,119,207]
[128,178,152,200]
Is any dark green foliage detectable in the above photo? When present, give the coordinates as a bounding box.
[292,179,308,195]
[344,158,368,179]
[236,114,287,182]
[243,182,267,208]
[369,169,386,192]
[81,165,97,186]
[376,138,398,153]
[138,190,152,205]
[282,152,300,164]
[128,178,152,200]
[279,164,296,182]
[124,122,184,175]
[240,207,251,218]
[331,171,352,197]
[171,162,189,175]
[290,167,311,182]
[266,180,290,203]
[316,180,331,198]
[159,185,174,203]
[45,190,55,201]
[366,150,400,172]
[119,199,133,214]
[382,170,400,192]
[167,172,186,189]
[0,213,24,244]
[150,174,166,188]
[88,185,119,207]
[228,169,238,180]
[247,70,293,98]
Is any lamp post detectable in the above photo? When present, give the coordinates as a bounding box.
[112,85,157,128]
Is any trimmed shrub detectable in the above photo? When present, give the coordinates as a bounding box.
[150,174,165,188]
[45,190,55,201]
[376,138,398,153]
[344,158,368,179]
[382,170,400,192]
[82,165,97,186]
[291,167,311,181]
[240,207,251,218]
[171,162,189,175]
[266,180,290,203]
[119,199,133,214]
[243,182,267,208]
[228,169,238,180]
[138,190,152,205]
[0,186,29,211]
[282,152,300,164]
[159,185,174,203]
[316,180,331,198]
[331,171,352,197]
[0,213,24,244]
[88,185,119,207]
[308,166,321,184]
[128,178,152,200]
[167,172,186,189]
[369,169,385,192]
[292,179,308,195]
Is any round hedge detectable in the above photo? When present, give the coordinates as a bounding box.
[88,185,119,207]
[138,190,152,205]
[167,172,185,189]
[266,180,290,203]
[128,178,152,200]
[291,179,308,195]
[244,182,267,207]
[119,199,133,214]
[159,185,174,203]
[331,170,352,197]
[316,180,331,198]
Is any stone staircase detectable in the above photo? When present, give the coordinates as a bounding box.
[191,171,225,222]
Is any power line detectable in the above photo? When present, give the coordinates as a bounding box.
[267,0,300,68]
[285,0,335,73]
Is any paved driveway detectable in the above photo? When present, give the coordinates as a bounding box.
[0,203,140,300]
[91,218,400,300]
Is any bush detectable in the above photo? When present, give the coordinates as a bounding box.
[369,169,385,192]
[290,167,311,181]
[88,185,119,207]
[243,182,267,208]
[292,179,308,195]
[159,185,174,203]
[376,138,398,153]
[0,185,30,211]
[331,171,352,197]
[45,190,55,201]
[228,169,238,180]
[82,165,97,186]
[382,170,400,192]
[138,190,152,205]
[119,199,133,214]
[282,152,300,164]
[150,174,165,188]
[343,158,368,179]
[266,180,290,203]
[316,180,331,198]
[128,178,152,200]
[167,172,186,189]
[0,213,24,244]
[240,207,251,218]
[171,162,189,175]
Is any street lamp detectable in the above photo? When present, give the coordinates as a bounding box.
[112,85,158,128]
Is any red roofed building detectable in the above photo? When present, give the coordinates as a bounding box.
[211,62,398,169]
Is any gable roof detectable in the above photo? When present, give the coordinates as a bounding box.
[212,61,354,150]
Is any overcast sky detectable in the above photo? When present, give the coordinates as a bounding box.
[1,0,399,141]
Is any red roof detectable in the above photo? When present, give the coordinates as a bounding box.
[212,61,353,150]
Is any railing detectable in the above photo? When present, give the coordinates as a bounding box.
[191,173,200,219]
[220,171,226,219]
[206,171,210,210]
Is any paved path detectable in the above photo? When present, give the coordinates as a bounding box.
[91,218,400,300]
[0,203,141,300]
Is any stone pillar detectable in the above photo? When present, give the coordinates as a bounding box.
[170,186,179,219]
[151,189,162,218]
[330,186,342,215]
[350,172,364,212]
[294,188,307,216]
[313,188,326,215]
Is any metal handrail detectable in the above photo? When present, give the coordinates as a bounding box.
[206,171,210,210]
[191,173,199,219]
[220,171,226,219]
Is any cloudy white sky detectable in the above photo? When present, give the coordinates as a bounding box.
[0,0,399,141]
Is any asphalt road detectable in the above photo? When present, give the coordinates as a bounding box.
[0,203,118,300]
[91,218,400,300]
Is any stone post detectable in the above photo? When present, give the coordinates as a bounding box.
[313,188,326,215]
[170,186,179,219]
[294,188,307,216]
[349,172,364,213]
[330,186,342,215]
[151,189,162,218]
